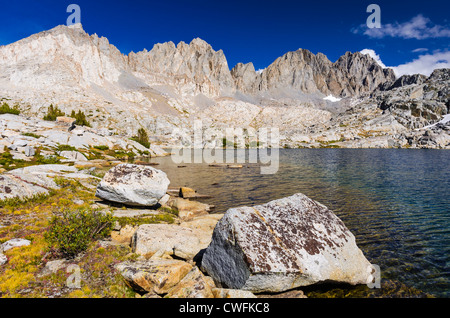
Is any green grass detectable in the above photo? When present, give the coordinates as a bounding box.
[22,132,43,139]
[106,149,135,160]
[56,144,78,152]
[115,214,176,227]
[0,148,61,171]
[93,145,109,151]
[0,192,53,209]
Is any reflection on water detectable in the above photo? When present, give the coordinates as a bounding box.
[147,149,450,297]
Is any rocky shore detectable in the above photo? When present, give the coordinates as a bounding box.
[0,108,441,299]
[0,113,169,173]
[0,160,375,298]
[0,157,433,298]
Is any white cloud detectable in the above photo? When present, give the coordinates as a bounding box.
[360,48,450,78]
[354,14,450,40]
[360,49,387,68]
[393,50,450,77]
[412,48,429,53]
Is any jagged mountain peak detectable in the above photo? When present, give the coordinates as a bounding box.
[231,62,256,74]
[335,51,382,70]
[189,37,213,50]
[0,24,401,101]
[0,24,447,149]
[148,37,217,55]
[0,23,128,90]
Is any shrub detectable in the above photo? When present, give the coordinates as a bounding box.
[0,149,14,165]
[35,154,61,165]
[0,102,20,115]
[43,104,65,121]
[45,209,115,258]
[22,132,42,139]
[222,138,236,148]
[93,145,109,151]
[56,144,77,152]
[70,110,91,127]
[107,149,135,160]
[131,128,150,149]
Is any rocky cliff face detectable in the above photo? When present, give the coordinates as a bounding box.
[230,50,396,98]
[0,23,394,99]
[373,69,449,129]
[0,24,129,90]
[333,52,396,97]
[0,24,448,149]
[129,38,235,97]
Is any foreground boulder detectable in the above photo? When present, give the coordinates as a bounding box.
[167,197,211,221]
[116,259,193,294]
[132,224,212,260]
[95,164,170,206]
[201,193,374,293]
[164,267,215,298]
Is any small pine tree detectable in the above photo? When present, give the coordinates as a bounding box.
[0,102,20,115]
[131,128,150,149]
[43,104,65,121]
[70,110,91,127]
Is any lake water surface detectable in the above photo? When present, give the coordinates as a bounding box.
[148,149,449,297]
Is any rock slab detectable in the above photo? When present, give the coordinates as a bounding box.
[0,164,94,200]
[201,193,374,293]
[1,238,31,252]
[164,267,215,298]
[132,224,212,260]
[116,259,193,294]
[95,163,170,206]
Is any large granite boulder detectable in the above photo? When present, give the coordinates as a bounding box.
[201,193,374,293]
[95,164,170,206]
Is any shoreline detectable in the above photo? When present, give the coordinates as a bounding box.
[0,163,433,298]
[1,113,448,298]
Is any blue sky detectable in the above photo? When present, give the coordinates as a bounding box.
[1,0,449,76]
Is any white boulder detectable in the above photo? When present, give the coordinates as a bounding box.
[201,193,374,293]
[95,164,170,206]
[1,238,31,252]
